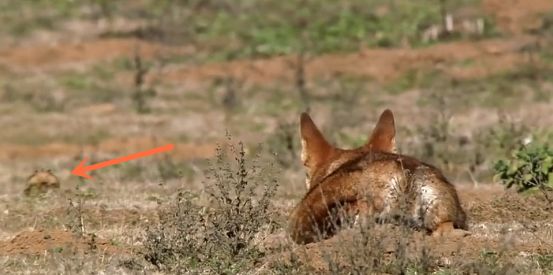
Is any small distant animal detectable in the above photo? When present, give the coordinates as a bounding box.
[24,169,60,196]
[288,109,468,244]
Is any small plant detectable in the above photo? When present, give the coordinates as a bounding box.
[132,46,156,114]
[143,137,279,273]
[307,214,436,274]
[411,93,455,173]
[65,198,86,236]
[156,155,184,182]
[494,143,553,193]
[293,49,310,112]
[219,76,243,123]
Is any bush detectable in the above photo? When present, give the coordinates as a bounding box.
[494,142,553,193]
[143,138,279,273]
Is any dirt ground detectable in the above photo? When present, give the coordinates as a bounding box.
[0,0,552,273]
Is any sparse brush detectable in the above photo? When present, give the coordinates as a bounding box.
[142,192,204,271]
[405,92,465,180]
[416,93,452,164]
[294,49,310,112]
[464,114,531,182]
[143,136,279,273]
[219,76,243,123]
[264,121,297,168]
[156,155,184,181]
[2,83,66,113]
[324,77,367,147]
[405,94,535,184]
[302,209,437,274]
[65,198,86,237]
[481,114,530,156]
[132,46,156,114]
[456,250,522,275]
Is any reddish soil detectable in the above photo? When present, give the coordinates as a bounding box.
[290,227,551,272]
[0,229,126,256]
[151,36,537,86]
[0,0,548,91]
[483,0,553,34]
[0,38,190,70]
[269,223,550,273]
[0,35,540,87]
[468,191,553,224]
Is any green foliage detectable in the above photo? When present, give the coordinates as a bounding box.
[0,0,495,59]
[0,0,79,36]
[224,0,440,56]
[131,0,481,58]
[494,143,553,193]
[302,218,437,274]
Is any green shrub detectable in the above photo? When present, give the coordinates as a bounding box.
[494,143,553,193]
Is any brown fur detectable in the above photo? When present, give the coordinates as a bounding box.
[24,169,60,196]
[289,111,467,244]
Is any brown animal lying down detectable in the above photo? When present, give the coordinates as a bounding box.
[289,109,468,244]
[24,169,60,196]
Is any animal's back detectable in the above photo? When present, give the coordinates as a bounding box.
[288,151,404,244]
[408,164,467,231]
[356,151,467,231]
[288,151,467,244]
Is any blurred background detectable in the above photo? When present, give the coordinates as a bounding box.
[0,0,551,192]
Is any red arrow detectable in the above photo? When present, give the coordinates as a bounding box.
[72,144,175,179]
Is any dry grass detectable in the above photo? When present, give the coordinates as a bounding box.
[142,139,279,273]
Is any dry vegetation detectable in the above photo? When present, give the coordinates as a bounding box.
[0,0,553,274]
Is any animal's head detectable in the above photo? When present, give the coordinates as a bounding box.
[27,169,60,187]
[299,109,396,189]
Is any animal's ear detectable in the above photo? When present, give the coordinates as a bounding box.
[300,112,333,173]
[365,109,396,153]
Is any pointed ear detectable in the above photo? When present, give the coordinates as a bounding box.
[365,109,396,153]
[300,112,333,173]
